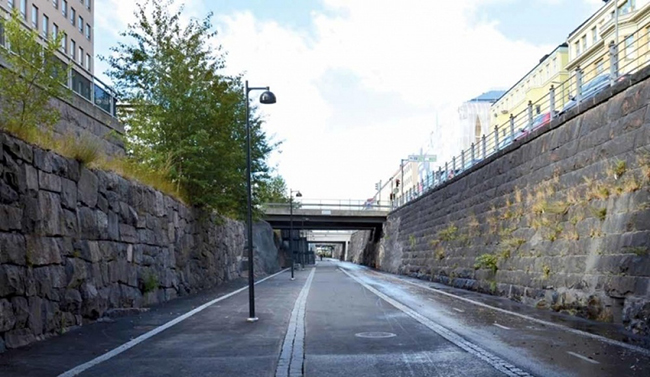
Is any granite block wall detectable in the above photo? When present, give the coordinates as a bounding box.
[0,130,274,351]
[374,66,650,335]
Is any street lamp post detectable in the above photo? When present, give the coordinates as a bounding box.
[244,80,276,323]
[289,189,302,280]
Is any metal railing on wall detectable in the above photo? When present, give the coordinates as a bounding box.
[392,23,650,209]
[263,199,392,212]
[0,9,117,117]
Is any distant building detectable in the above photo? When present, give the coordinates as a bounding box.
[458,90,504,152]
[0,1,114,115]
[566,0,650,82]
[490,44,570,134]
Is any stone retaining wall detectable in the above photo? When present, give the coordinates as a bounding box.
[377,67,650,335]
[0,131,272,351]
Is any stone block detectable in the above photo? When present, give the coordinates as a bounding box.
[60,178,77,209]
[78,168,98,207]
[107,212,120,241]
[97,211,109,239]
[38,171,62,193]
[33,148,53,172]
[3,328,35,349]
[11,297,29,328]
[0,299,15,332]
[25,236,63,266]
[0,204,22,231]
[78,207,98,240]
[34,191,63,236]
[32,266,65,301]
[0,180,19,205]
[61,209,78,237]
[0,233,26,265]
[65,258,87,289]
[0,265,25,297]
[27,297,43,336]
[51,154,80,182]
[61,289,82,313]
[119,224,137,244]
[80,283,108,319]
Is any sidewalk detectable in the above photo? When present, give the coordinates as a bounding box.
[0,269,305,377]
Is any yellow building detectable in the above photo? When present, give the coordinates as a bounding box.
[566,0,650,83]
[490,44,570,133]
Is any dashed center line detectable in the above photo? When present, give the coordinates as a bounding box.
[567,351,600,364]
[452,308,465,313]
[494,323,511,330]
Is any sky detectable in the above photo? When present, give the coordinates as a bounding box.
[94,0,605,202]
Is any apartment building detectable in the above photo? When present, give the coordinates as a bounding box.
[1,0,98,102]
[490,44,570,132]
[566,0,650,82]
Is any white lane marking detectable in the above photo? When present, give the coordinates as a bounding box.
[452,308,464,313]
[275,268,316,377]
[59,269,289,377]
[567,351,600,364]
[339,268,532,377]
[494,323,511,330]
[376,271,650,357]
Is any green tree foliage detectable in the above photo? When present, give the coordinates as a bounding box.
[104,0,278,218]
[257,174,290,204]
[0,9,70,136]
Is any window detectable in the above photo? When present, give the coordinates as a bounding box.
[78,15,82,32]
[42,15,48,37]
[575,41,580,56]
[61,32,66,52]
[581,35,587,51]
[70,7,75,25]
[8,0,14,9]
[626,35,635,59]
[85,0,90,10]
[20,0,26,19]
[85,53,90,70]
[52,23,58,40]
[79,46,83,63]
[62,0,67,17]
[553,57,557,73]
[592,27,598,44]
[620,0,635,15]
[70,39,75,59]
[546,64,550,80]
[85,23,90,40]
[31,5,38,29]
[53,0,58,9]
[596,59,604,74]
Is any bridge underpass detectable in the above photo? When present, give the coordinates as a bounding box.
[263,201,389,264]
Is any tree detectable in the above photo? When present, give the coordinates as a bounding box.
[0,9,70,137]
[257,174,290,204]
[104,0,278,218]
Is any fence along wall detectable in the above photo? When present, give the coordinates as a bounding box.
[0,130,246,351]
[378,65,650,335]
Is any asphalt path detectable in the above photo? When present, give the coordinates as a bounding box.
[1,259,649,377]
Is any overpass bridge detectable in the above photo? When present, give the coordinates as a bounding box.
[262,199,390,231]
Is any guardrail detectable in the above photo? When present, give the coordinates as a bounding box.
[263,199,392,212]
[392,22,650,209]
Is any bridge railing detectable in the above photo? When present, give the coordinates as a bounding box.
[392,22,650,209]
[263,199,392,212]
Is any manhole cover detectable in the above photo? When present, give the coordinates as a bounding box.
[354,332,397,339]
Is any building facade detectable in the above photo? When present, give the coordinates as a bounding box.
[0,0,111,114]
[458,91,503,151]
[490,44,570,132]
[566,0,650,82]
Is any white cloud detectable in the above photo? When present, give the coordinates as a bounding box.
[96,0,557,201]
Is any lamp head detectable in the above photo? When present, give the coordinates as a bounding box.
[259,90,277,104]
[295,191,302,197]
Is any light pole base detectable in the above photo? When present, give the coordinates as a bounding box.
[290,277,295,281]
[246,317,259,323]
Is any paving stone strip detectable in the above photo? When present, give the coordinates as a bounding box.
[275,268,316,377]
[340,267,534,377]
